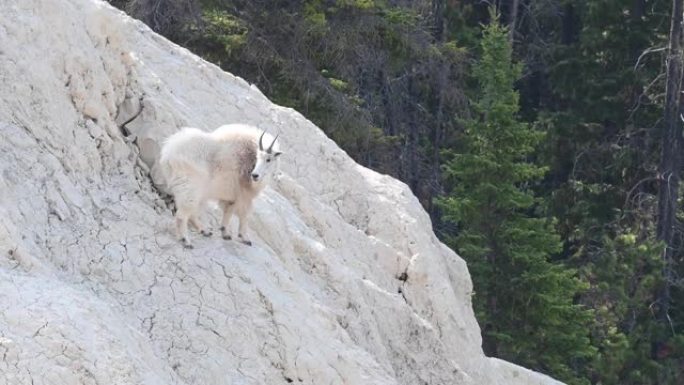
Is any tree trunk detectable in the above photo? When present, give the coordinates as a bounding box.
[429,65,446,218]
[508,0,520,46]
[631,0,647,59]
[561,3,577,45]
[407,68,419,193]
[431,0,445,42]
[656,0,684,332]
[429,0,447,218]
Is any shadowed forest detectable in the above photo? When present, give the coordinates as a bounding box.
[108,0,684,383]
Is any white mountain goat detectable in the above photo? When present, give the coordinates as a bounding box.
[159,124,282,248]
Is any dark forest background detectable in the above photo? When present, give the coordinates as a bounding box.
[108,0,684,383]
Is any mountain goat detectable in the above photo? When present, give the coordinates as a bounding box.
[159,123,282,248]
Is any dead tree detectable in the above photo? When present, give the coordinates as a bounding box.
[655,0,684,334]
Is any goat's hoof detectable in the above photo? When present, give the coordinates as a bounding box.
[237,234,251,246]
[180,238,194,249]
[222,235,232,240]
[201,230,212,237]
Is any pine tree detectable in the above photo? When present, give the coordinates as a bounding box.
[437,12,596,384]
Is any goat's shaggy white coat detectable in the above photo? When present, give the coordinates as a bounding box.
[159,123,282,247]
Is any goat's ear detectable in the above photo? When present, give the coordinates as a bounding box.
[274,151,283,157]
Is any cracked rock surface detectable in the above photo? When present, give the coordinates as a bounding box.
[0,1,564,384]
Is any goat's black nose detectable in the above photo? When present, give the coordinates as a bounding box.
[251,173,259,179]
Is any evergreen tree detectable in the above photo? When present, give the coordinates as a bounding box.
[517,1,683,382]
[437,13,596,384]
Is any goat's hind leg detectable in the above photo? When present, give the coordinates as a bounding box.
[175,207,195,249]
[236,202,253,246]
[219,200,235,240]
[174,194,201,249]
[170,173,206,248]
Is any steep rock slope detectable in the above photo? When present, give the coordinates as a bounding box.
[0,1,563,384]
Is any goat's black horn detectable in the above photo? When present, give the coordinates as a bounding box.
[258,130,266,151]
[267,133,279,153]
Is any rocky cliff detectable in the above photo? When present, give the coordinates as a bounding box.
[0,1,564,384]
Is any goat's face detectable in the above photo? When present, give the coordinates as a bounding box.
[251,132,282,182]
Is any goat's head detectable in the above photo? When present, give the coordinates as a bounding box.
[251,130,282,182]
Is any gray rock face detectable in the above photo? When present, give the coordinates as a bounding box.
[0,1,565,384]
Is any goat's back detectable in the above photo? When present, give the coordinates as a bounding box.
[212,124,279,152]
[211,124,260,145]
[159,127,215,167]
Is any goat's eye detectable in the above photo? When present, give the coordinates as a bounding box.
[266,159,271,163]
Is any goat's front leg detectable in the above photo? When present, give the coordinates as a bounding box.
[219,200,235,240]
[189,216,212,237]
[236,202,253,246]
